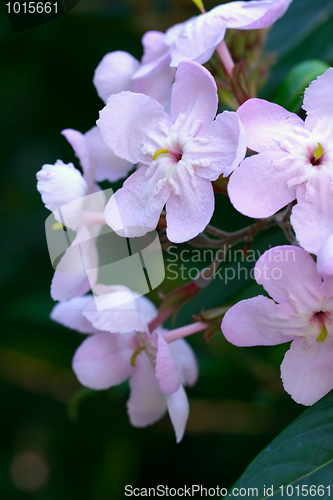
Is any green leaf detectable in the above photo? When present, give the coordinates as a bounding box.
[261,0,333,99]
[273,60,330,112]
[266,0,333,60]
[230,389,333,498]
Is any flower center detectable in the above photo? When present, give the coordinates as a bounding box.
[311,142,323,166]
[153,148,182,161]
[314,311,328,343]
[52,221,65,230]
[130,346,145,366]
[317,323,328,343]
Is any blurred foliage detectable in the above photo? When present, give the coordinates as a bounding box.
[232,389,333,495]
[1,0,333,498]
[262,0,333,99]
[273,59,330,112]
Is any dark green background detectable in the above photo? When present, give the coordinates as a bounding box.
[1,0,332,498]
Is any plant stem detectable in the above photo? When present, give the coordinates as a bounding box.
[189,209,295,288]
[216,40,235,78]
[163,321,208,343]
[82,211,106,226]
[148,307,174,333]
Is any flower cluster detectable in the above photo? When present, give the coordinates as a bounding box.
[51,288,198,442]
[37,0,333,444]
[222,246,333,405]
[97,60,246,242]
[222,67,333,405]
[228,68,333,271]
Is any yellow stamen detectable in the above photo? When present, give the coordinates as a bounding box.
[130,347,145,367]
[52,221,65,230]
[317,323,328,343]
[191,0,205,13]
[314,143,323,161]
[153,148,170,160]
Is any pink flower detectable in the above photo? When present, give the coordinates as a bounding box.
[62,127,133,183]
[51,288,198,442]
[97,60,246,243]
[114,0,292,81]
[94,1,292,112]
[164,0,292,68]
[317,235,333,277]
[93,32,176,112]
[37,144,108,301]
[37,160,100,301]
[37,159,91,230]
[228,67,333,257]
[222,246,333,406]
[51,285,157,334]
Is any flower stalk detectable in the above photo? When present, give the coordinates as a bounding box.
[163,321,208,343]
[216,40,235,78]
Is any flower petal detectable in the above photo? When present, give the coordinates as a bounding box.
[291,172,333,255]
[303,68,333,122]
[97,92,172,164]
[127,352,167,427]
[61,128,90,177]
[169,338,198,387]
[93,51,140,103]
[51,295,98,334]
[281,337,333,405]
[187,111,246,180]
[214,0,292,30]
[36,160,88,228]
[104,164,170,237]
[237,98,304,153]
[137,296,158,324]
[134,31,171,78]
[155,334,181,394]
[222,295,299,347]
[228,150,296,218]
[73,332,137,390]
[170,61,218,133]
[320,276,333,314]
[51,270,91,303]
[84,126,133,183]
[254,246,323,313]
[166,385,189,443]
[61,129,98,194]
[168,13,227,67]
[83,290,150,334]
[317,234,333,277]
[166,162,214,243]
[133,62,175,114]
[125,32,176,111]
[51,226,98,301]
